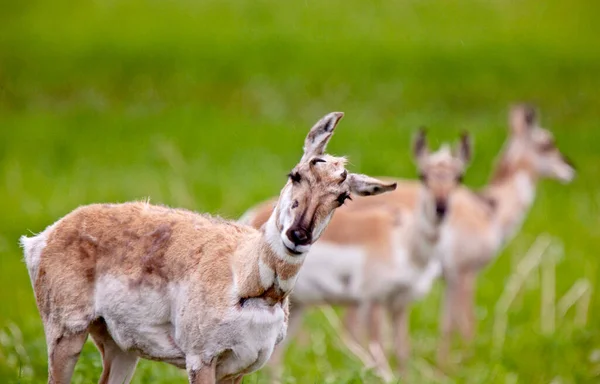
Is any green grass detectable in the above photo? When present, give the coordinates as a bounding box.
[1,0,599,382]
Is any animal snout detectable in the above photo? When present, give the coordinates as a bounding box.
[435,200,447,218]
[287,227,311,246]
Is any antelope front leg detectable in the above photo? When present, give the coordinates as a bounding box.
[437,281,457,367]
[187,357,216,384]
[267,304,306,383]
[457,272,477,344]
[390,305,410,373]
[343,304,364,345]
[366,303,392,379]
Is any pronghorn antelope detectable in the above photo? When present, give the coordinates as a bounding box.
[20,112,397,384]
[350,104,575,365]
[239,130,472,373]
[433,104,575,362]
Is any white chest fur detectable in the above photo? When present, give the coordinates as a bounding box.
[381,240,441,307]
[94,276,285,379]
[515,171,535,206]
[214,300,285,379]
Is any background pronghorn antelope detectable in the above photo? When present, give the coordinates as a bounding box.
[347,104,575,365]
[19,112,396,384]
[239,131,472,374]
[350,104,575,364]
[434,104,575,362]
[241,103,576,374]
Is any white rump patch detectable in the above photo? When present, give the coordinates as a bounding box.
[20,222,58,285]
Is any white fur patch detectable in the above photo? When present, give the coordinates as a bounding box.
[280,235,310,256]
[313,211,334,240]
[428,144,453,163]
[416,192,439,239]
[552,161,575,183]
[276,187,294,233]
[292,241,366,304]
[258,258,275,289]
[20,222,58,284]
[278,275,297,293]
[215,301,285,379]
[265,215,306,265]
[94,275,185,366]
[412,259,442,300]
[515,171,535,206]
[186,355,203,372]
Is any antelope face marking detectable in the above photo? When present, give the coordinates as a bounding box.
[275,112,397,256]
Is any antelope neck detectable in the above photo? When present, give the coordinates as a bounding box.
[410,186,443,266]
[233,208,305,306]
[484,149,538,243]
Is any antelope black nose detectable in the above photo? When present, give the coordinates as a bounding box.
[287,228,311,246]
[435,200,447,218]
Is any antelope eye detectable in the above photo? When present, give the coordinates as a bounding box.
[336,192,352,206]
[288,172,302,183]
[291,200,299,209]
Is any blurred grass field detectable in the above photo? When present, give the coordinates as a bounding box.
[1,0,599,382]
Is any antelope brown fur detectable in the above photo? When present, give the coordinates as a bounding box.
[240,130,472,374]
[20,112,397,384]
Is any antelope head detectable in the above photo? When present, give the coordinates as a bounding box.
[272,112,397,256]
[504,103,575,183]
[413,129,472,221]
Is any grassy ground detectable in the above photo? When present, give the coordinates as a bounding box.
[1,0,599,382]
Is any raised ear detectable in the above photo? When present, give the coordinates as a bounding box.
[509,103,537,136]
[301,112,344,162]
[456,131,472,165]
[412,127,429,162]
[348,174,397,196]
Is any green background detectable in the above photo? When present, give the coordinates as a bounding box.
[1,0,599,382]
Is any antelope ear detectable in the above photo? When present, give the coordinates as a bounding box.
[348,174,397,196]
[412,127,429,163]
[301,112,344,162]
[456,131,472,165]
[509,103,537,136]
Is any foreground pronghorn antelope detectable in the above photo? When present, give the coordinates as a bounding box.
[20,112,397,384]
[240,130,471,373]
